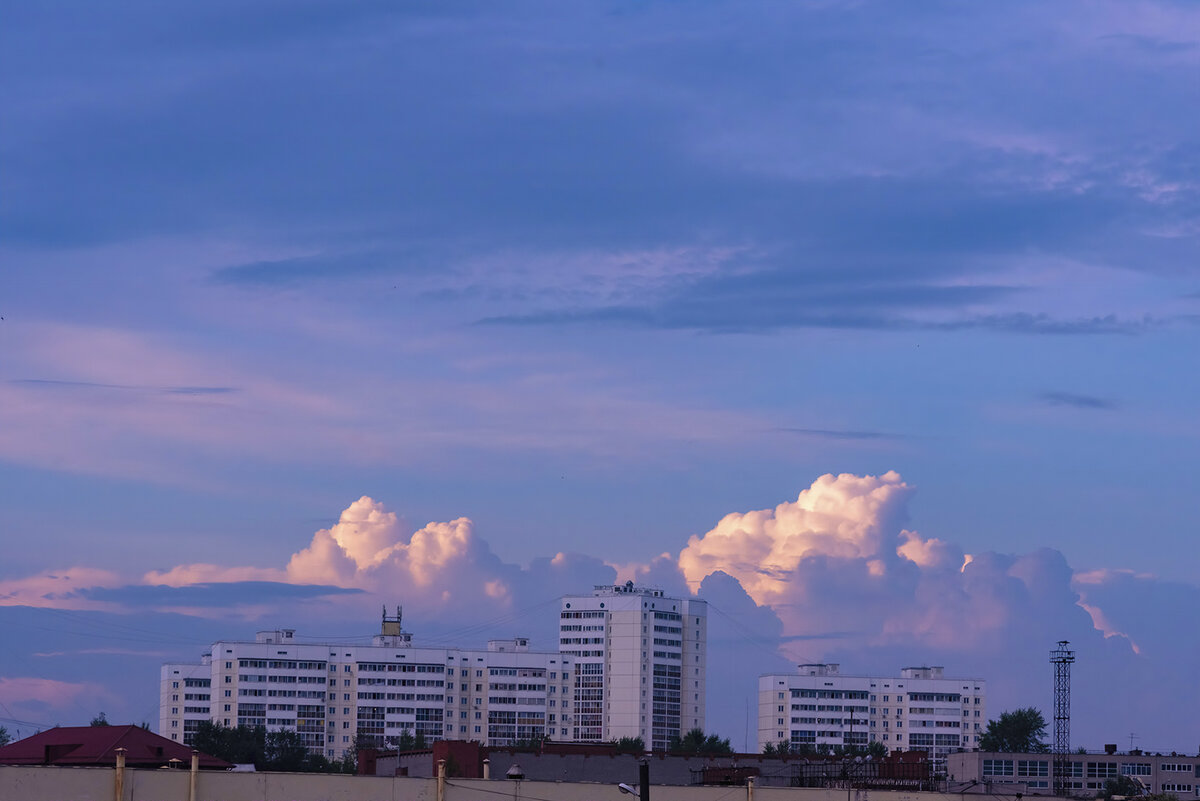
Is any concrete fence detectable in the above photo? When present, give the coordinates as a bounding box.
[0,765,956,801]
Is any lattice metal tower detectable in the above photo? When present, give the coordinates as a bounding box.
[1050,640,1075,796]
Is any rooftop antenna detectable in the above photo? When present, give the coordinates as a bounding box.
[1128,732,1138,751]
[1050,640,1075,796]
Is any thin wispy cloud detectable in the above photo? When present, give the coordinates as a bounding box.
[1040,391,1118,410]
[10,379,238,395]
[776,427,902,441]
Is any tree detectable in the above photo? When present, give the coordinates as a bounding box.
[262,729,309,772]
[612,736,645,754]
[0,726,10,747]
[387,727,428,753]
[90,712,110,727]
[979,708,1049,753]
[668,728,733,755]
[191,721,266,766]
[509,734,548,750]
[1099,775,1143,799]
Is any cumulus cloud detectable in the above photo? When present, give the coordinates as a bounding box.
[679,471,921,605]
[281,498,515,612]
[2,477,1197,747]
[678,472,1112,657]
[123,496,616,640]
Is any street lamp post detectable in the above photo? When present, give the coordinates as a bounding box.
[617,759,650,801]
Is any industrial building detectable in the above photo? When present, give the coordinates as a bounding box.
[948,749,1199,797]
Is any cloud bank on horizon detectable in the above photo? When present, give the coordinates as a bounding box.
[2,472,1194,750]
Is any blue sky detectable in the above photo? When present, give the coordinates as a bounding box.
[2,0,1199,750]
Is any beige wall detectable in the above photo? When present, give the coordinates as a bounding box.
[1,765,959,801]
[0,766,435,801]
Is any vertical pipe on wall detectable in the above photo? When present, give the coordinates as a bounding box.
[189,751,199,801]
[114,748,126,801]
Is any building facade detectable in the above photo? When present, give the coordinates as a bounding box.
[759,663,986,765]
[559,582,707,751]
[160,613,575,759]
[948,750,1199,797]
[160,659,214,747]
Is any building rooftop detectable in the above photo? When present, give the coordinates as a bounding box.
[591,580,668,597]
[0,725,232,770]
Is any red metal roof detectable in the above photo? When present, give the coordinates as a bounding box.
[0,725,232,769]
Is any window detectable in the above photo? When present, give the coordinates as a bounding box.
[1121,764,1151,776]
[1087,763,1118,779]
[1018,761,1048,777]
[983,760,1014,777]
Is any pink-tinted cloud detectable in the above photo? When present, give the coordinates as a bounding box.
[677,471,1118,657]
[0,320,777,488]
[0,568,125,611]
[0,676,118,721]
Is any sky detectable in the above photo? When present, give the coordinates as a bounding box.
[1,0,1199,753]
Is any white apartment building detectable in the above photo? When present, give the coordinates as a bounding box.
[160,612,576,759]
[759,663,986,765]
[559,582,707,751]
[159,660,213,747]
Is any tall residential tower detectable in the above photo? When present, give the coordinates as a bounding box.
[559,582,707,750]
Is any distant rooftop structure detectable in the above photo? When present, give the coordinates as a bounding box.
[900,666,945,679]
[375,604,413,647]
[798,663,840,676]
[592,580,667,597]
[795,663,954,680]
[255,628,296,644]
[0,725,231,770]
